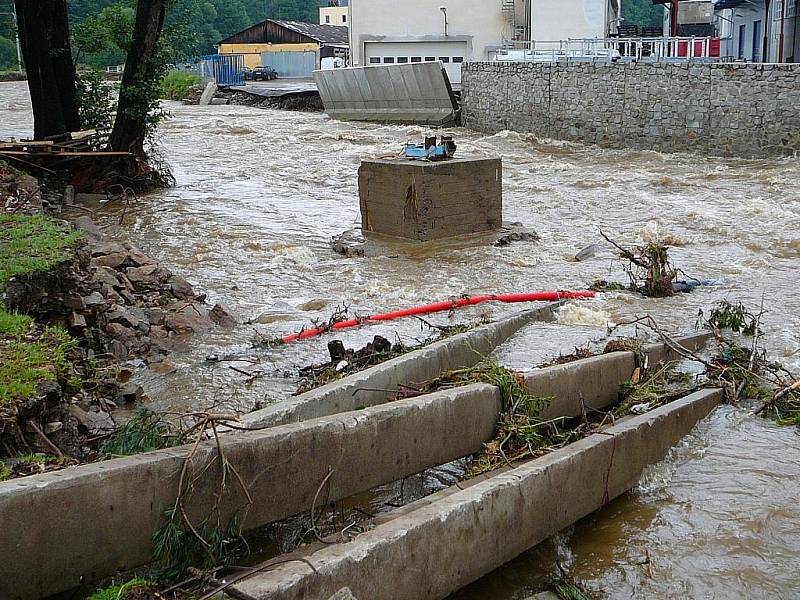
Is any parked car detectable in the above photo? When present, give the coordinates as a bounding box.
[252,66,278,81]
[242,67,253,80]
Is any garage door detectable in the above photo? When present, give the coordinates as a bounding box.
[364,41,468,84]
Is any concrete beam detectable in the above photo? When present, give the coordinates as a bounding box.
[0,385,500,600]
[234,388,723,600]
[242,303,561,429]
[528,332,711,420]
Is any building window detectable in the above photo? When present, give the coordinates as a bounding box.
[383,57,395,63]
[439,57,450,63]
[452,56,464,63]
[425,56,436,62]
[342,15,347,23]
[369,57,381,64]
[752,20,762,61]
[411,56,422,63]
[397,57,409,63]
[325,15,330,23]
[738,24,746,59]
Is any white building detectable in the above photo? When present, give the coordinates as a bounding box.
[714,0,799,62]
[320,0,348,26]
[347,0,620,83]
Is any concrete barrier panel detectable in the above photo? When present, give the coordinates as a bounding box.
[235,389,723,600]
[314,62,458,125]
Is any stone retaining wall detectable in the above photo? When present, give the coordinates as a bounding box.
[461,62,800,158]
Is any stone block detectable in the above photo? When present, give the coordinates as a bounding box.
[358,157,503,241]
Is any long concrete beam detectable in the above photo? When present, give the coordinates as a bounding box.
[529,332,711,420]
[242,303,561,429]
[234,388,723,600]
[0,385,500,600]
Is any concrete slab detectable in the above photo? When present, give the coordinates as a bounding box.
[234,388,723,600]
[314,63,458,125]
[241,303,560,429]
[0,385,501,600]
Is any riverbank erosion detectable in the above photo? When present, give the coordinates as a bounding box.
[0,172,234,475]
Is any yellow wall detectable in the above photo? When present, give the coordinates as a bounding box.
[218,43,319,69]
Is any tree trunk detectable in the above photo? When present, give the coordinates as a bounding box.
[108,0,168,158]
[14,0,79,140]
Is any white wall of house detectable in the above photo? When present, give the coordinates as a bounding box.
[719,0,799,62]
[348,0,617,83]
[530,0,617,41]
[349,0,507,84]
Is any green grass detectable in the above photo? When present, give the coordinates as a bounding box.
[159,71,202,100]
[88,577,156,600]
[0,319,76,409]
[0,214,81,287]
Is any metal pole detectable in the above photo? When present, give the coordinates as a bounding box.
[12,4,22,74]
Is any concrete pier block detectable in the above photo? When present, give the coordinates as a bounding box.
[358,158,503,241]
[234,389,723,600]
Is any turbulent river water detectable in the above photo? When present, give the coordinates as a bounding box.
[2,81,800,599]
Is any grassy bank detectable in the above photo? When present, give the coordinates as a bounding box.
[0,214,82,457]
[160,71,202,100]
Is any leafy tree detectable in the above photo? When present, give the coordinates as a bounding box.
[0,36,15,69]
[72,2,135,66]
[622,0,665,29]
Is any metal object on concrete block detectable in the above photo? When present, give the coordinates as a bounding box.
[313,62,459,125]
[359,157,503,241]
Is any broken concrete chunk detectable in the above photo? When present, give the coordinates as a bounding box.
[69,405,116,435]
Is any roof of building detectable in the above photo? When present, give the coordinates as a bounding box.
[271,21,349,44]
[218,19,348,46]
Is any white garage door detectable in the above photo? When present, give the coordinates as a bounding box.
[364,41,468,84]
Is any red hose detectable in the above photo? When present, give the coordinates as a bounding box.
[281,291,595,343]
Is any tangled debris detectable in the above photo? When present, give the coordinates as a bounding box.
[593,231,680,297]
[294,320,478,395]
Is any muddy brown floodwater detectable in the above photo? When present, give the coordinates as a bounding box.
[2,81,800,599]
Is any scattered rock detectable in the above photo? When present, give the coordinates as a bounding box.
[168,275,194,300]
[116,382,146,406]
[92,266,122,288]
[73,216,104,240]
[69,405,116,435]
[92,251,129,269]
[125,245,156,267]
[68,312,87,330]
[149,360,177,375]
[106,322,137,342]
[209,303,236,327]
[105,304,141,329]
[328,588,358,600]
[331,228,367,257]
[44,422,63,435]
[83,291,106,308]
[493,222,540,247]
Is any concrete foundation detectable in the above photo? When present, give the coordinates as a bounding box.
[242,304,559,429]
[358,158,502,241]
[234,388,723,600]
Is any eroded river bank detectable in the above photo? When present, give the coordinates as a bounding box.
[2,80,800,599]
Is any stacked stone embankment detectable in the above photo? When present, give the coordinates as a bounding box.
[462,62,800,158]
